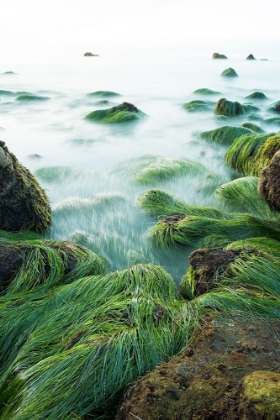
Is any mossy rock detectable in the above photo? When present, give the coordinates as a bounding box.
[0,90,14,96]
[239,371,280,419]
[268,100,280,113]
[35,166,73,183]
[86,91,121,98]
[193,88,221,95]
[183,100,214,112]
[246,91,267,99]
[264,117,280,126]
[16,94,49,101]
[225,133,279,176]
[200,125,253,146]
[85,102,145,124]
[246,54,256,60]
[242,103,260,113]
[247,113,263,121]
[241,122,265,133]
[212,52,227,59]
[214,98,244,117]
[259,150,280,210]
[220,68,238,77]
[94,100,113,106]
[0,142,51,232]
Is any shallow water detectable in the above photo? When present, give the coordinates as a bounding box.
[1,48,280,282]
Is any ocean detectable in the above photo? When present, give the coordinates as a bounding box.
[1,47,280,281]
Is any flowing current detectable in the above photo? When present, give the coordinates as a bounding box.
[1,48,280,282]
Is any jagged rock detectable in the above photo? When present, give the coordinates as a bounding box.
[0,142,51,232]
[212,52,228,59]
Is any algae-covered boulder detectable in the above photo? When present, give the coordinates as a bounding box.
[183,99,214,112]
[259,150,280,210]
[264,117,280,126]
[246,91,267,100]
[221,67,238,77]
[246,54,256,60]
[86,91,121,98]
[84,52,99,56]
[116,316,280,420]
[214,98,244,117]
[85,102,145,123]
[268,100,280,113]
[193,88,221,95]
[0,142,51,232]
[212,52,227,59]
[241,122,265,133]
[16,94,49,101]
[200,125,253,145]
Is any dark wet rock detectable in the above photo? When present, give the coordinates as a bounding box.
[221,67,238,77]
[246,54,256,60]
[214,98,244,117]
[116,316,280,420]
[259,150,280,210]
[212,52,227,59]
[0,142,51,232]
[246,91,267,99]
[84,52,99,56]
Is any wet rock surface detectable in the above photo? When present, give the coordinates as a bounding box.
[115,316,280,420]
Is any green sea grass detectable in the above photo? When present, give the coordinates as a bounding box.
[199,125,253,146]
[85,102,145,124]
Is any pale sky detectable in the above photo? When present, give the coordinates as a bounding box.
[1,0,279,54]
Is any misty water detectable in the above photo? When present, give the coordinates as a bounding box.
[1,49,280,282]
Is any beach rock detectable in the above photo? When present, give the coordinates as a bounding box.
[84,52,99,56]
[246,91,267,99]
[115,316,280,420]
[259,150,280,210]
[212,52,227,59]
[221,67,238,77]
[246,54,256,60]
[85,102,145,124]
[0,142,51,232]
[214,98,244,116]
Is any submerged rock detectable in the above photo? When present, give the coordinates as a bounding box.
[241,122,265,133]
[212,52,227,59]
[246,91,267,99]
[16,94,49,101]
[116,316,280,420]
[87,91,121,97]
[85,102,145,124]
[268,100,280,113]
[259,150,280,210]
[221,67,238,77]
[183,99,214,112]
[84,52,99,56]
[214,98,244,116]
[246,54,256,60]
[0,142,51,232]
[193,88,221,95]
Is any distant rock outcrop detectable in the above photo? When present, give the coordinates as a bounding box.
[246,54,256,60]
[212,52,227,59]
[84,52,99,57]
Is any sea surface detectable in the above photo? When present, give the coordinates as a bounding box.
[1,48,280,282]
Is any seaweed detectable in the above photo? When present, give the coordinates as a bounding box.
[200,125,253,146]
[241,122,265,133]
[85,102,145,124]
[245,91,267,100]
[214,98,244,117]
[183,100,214,112]
[193,88,221,95]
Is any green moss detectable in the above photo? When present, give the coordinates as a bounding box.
[224,132,276,176]
[86,91,121,98]
[85,102,145,124]
[241,122,265,133]
[183,100,214,112]
[214,98,244,117]
[200,125,253,146]
[193,88,221,95]
[246,91,267,99]
[16,95,49,101]
[220,68,238,77]
[35,166,73,183]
